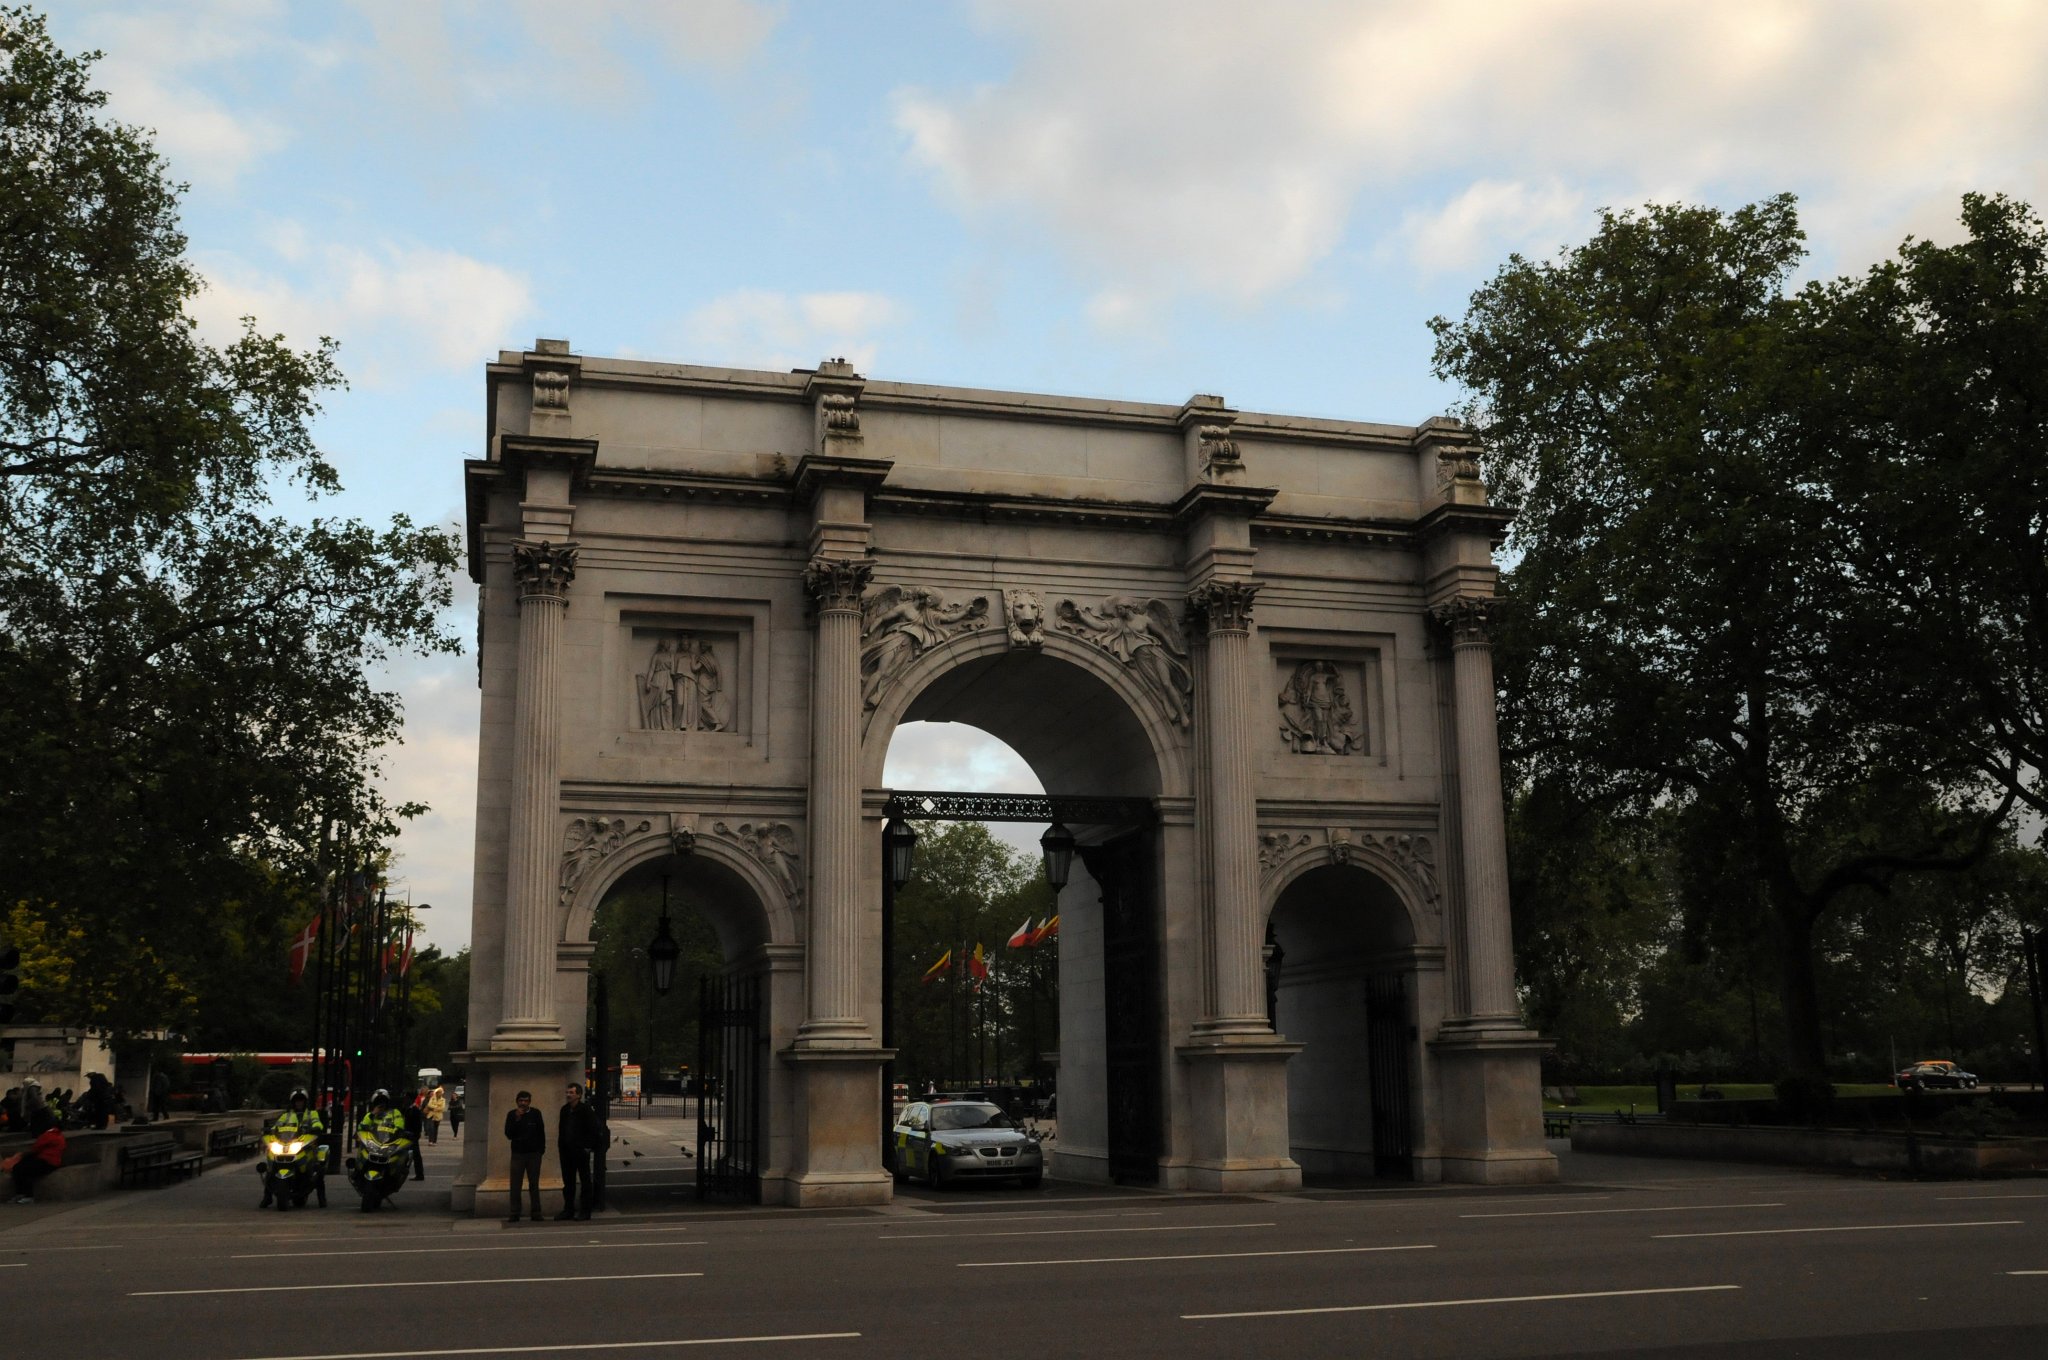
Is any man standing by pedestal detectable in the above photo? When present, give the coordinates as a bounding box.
[556,1083,600,1220]
[503,1091,544,1222]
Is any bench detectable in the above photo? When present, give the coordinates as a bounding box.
[210,1126,260,1161]
[118,1132,204,1187]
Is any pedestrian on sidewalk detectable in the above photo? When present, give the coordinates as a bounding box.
[448,1090,465,1139]
[402,1093,426,1181]
[557,1082,600,1220]
[423,1083,447,1145]
[503,1091,545,1222]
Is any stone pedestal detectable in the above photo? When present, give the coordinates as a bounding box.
[1177,1038,1304,1192]
[1430,1026,1558,1184]
[777,1046,893,1207]
[456,1049,582,1216]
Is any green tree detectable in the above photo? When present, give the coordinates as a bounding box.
[1433,196,2012,1081]
[1802,194,2048,825]
[0,8,459,1037]
[890,823,1054,1087]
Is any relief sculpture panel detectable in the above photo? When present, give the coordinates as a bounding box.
[1278,660,1363,755]
[636,631,731,732]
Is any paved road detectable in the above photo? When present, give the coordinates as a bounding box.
[5,1123,2045,1359]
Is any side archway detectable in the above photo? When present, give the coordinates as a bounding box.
[1263,857,1427,1181]
[561,823,796,956]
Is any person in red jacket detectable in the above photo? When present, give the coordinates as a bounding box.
[9,1110,65,1203]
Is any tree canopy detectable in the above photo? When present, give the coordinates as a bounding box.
[1433,193,2040,1080]
[0,7,459,1039]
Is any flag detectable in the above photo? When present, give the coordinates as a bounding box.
[399,925,414,978]
[288,915,321,984]
[921,949,952,982]
[1027,915,1060,946]
[1006,917,1036,948]
[969,943,989,991]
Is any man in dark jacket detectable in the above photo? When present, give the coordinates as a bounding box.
[502,1091,545,1222]
[401,1094,426,1181]
[556,1082,602,1220]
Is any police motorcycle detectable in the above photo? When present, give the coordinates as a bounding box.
[257,1091,329,1211]
[346,1089,413,1212]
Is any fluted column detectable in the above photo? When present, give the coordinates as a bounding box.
[800,555,874,1044]
[1191,579,1267,1034]
[495,539,577,1048]
[1438,597,1517,1021]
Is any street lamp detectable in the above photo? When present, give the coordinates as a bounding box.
[884,817,919,889]
[642,875,681,1121]
[1039,822,1075,892]
[649,877,680,996]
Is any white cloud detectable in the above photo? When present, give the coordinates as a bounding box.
[377,648,481,957]
[896,0,2048,309]
[1392,180,1590,275]
[75,0,307,185]
[189,235,535,383]
[347,0,784,117]
[680,289,906,375]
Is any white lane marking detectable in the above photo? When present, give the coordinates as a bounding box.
[1,1262,24,1268]
[224,1335,859,1360]
[136,1272,702,1297]
[1940,1194,2048,1201]
[962,1244,1435,1268]
[883,1221,1273,1241]
[2010,1270,2048,1275]
[888,1210,1163,1225]
[1185,1283,1741,1320]
[1655,1219,2022,1240]
[1464,1202,1784,1219]
[233,1241,703,1260]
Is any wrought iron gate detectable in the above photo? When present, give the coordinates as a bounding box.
[1364,972,1414,1179]
[1085,832,1161,1185]
[696,972,762,1202]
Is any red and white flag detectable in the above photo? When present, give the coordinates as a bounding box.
[1026,915,1060,946]
[1006,917,1036,948]
[288,915,321,984]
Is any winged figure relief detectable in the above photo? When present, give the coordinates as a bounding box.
[859,585,990,710]
[1054,595,1194,728]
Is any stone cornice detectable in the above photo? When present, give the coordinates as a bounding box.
[1414,500,1514,546]
[793,453,893,504]
[489,351,1429,447]
[1169,482,1279,531]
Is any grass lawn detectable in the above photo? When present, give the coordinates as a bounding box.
[1545,1083,1900,1113]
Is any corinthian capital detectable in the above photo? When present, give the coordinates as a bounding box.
[1186,579,1262,634]
[803,555,874,614]
[1430,596,1496,645]
[512,540,579,599]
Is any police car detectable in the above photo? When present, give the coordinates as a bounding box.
[892,1098,1043,1189]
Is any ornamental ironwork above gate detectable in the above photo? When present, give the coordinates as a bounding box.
[882,790,1155,826]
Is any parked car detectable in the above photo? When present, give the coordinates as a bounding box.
[892,1099,1043,1189]
[1895,1060,1978,1090]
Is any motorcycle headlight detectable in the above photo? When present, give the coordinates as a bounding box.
[265,1139,287,1155]
[286,1139,309,1155]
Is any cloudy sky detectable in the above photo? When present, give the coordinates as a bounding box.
[48,0,2048,951]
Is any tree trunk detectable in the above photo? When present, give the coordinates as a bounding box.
[1769,893,1828,1079]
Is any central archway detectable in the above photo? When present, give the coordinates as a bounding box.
[865,631,1190,1185]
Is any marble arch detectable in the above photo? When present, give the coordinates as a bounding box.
[453,343,1556,1213]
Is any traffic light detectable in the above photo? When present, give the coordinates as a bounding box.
[0,945,20,1023]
